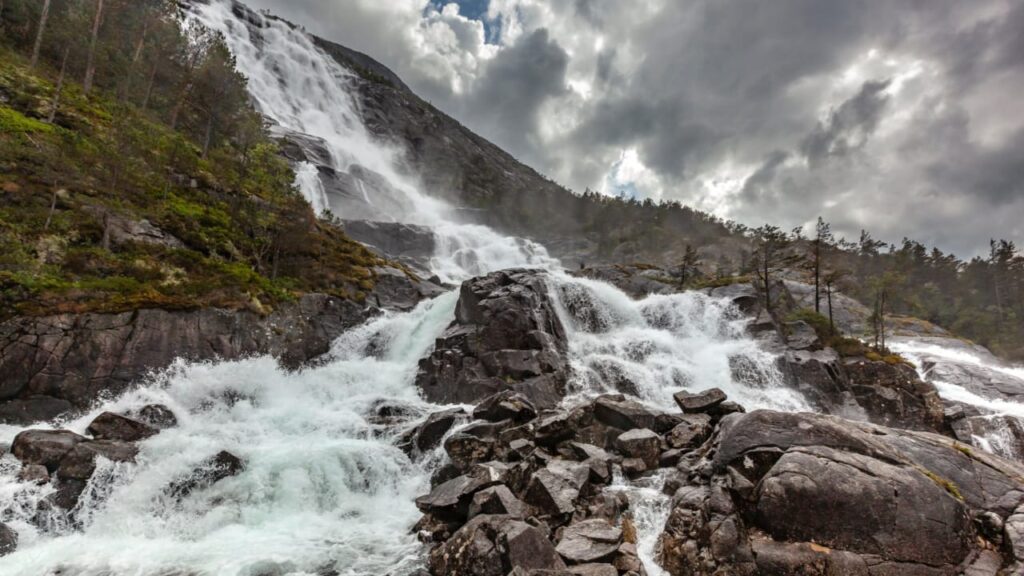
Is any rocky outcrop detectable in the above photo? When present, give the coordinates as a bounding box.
[415,269,569,409]
[410,388,741,576]
[0,294,372,424]
[341,220,437,277]
[572,265,677,299]
[657,410,1024,575]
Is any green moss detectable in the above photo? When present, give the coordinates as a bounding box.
[953,443,974,458]
[0,105,54,134]
[694,275,752,289]
[916,466,963,501]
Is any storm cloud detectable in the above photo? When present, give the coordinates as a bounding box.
[244,0,1024,256]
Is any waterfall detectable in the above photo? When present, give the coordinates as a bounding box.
[0,2,806,574]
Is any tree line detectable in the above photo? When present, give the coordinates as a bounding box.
[2,0,251,158]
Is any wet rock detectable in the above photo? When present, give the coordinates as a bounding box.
[166,450,244,500]
[474,390,538,424]
[672,388,727,413]
[665,414,712,450]
[615,429,661,469]
[620,458,647,479]
[0,396,74,426]
[339,220,436,275]
[534,411,577,447]
[0,294,372,421]
[525,460,590,517]
[593,395,658,432]
[17,463,50,484]
[416,474,492,520]
[566,564,617,576]
[56,440,138,481]
[507,438,536,461]
[555,518,622,564]
[612,542,645,574]
[86,411,157,442]
[445,432,496,472]
[404,408,468,454]
[11,429,85,472]
[134,404,178,429]
[416,270,569,409]
[429,514,566,575]
[782,320,820,351]
[0,522,16,557]
[468,485,530,519]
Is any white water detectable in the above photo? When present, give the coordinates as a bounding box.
[893,339,1024,460]
[0,2,808,574]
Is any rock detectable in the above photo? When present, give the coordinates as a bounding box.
[672,388,727,413]
[445,432,496,472]
[555,519,622,564]
[134,404,178,429]
[614,429,661,469]
[474,390,538,424]
[404,408,468,454]
[525,460,590,517]
[665,414,712,450]
[658,410,1024,575]
[0,396,74,425]
[370,266,445,311]
[507,438,536,461]
[341,220,436,276]
[429,514,566,575]
[782,320,820,350]
[566,564,617,576]
[0,294,373,421]
[56,440,138,481]
[620,458,647,479]
[166,450,244,500]
[0,522,16,557]
[86,411,157,442]
[11,429,85,472]
[416,270,569,409]
[842,357,945,431]
[416,474,492,520]
[468,485,530,519]
[592,395,659,432]
[534,411,577,446]
[17,463,50,484]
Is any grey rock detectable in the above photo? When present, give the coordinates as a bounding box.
[56,440,139,481]
[666,414,713,450]
[86,411,157,442]
[134,404,178,429]
[614,429,661,469]
[11,429,85,472]
[166,450,244,500]
[474,390,538,424]
[593,395,658,431]
[468,485,530,519]
[429,514,566,575]
[525,460,590,517]
[0,522,16,557]
[673,388,727,413]
[555,518,622,564]
[416,474,491,520]
[17,463,49,484]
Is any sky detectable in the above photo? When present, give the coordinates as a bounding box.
[246,0,1024,258]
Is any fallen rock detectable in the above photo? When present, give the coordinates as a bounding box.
[416,474,492,520]
[468,485,530,519]
[17,463,49,484]
[445,432,496,472]
[665,414,712,450]
[403,408,468,454]
[11,429,85,472]
[166,450,244,500]
[593,395,658,432]
[429,514,566,576]
[56,440,139,481]
[474,390,538,424]
[614,428,661,469]
[672,388,727,413]
[86,412,157,442]
[134,404,178,429]
[566,563,618,576]
[0,522,16,557]
[555,518,622,564]
[525,460,590,517]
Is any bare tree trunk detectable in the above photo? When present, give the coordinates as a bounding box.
[142,61,158,110]
[119,18,149,101]
[101,212,111,251]
[83,0,105,95]
[169,81,192,129]
[763,250,771,313]
[814,241,821,313]
[202,113,215,158]
[47,46,70,124]
[30,0,52,69]
[43,187,59,231]
[826,280,834,332]
[879,289,887,351]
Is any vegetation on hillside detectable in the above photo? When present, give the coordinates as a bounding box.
[0,0,382,318]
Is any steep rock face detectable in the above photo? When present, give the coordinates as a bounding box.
[341,220,437,277]
[658,410,1024,575]
[0,294,371,424]
[572,265,678,299]
[416,269,569,409]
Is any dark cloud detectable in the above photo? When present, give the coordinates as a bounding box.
[800,79,892,167]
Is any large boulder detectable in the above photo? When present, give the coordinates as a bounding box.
[86,412,157,442]
[555,518,623,564]
[416,270,569,408]
[166,451,244,500]
[428,514,567,576]
[0,522,16,557]
[658,410,1024,575]
[11,429,85,472]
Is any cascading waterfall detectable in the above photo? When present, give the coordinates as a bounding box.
[0,2,809,574]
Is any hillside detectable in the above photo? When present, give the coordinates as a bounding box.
[0,1,384,320]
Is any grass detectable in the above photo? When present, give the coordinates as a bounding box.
[916,466,963,501]
[0,46,383,319]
